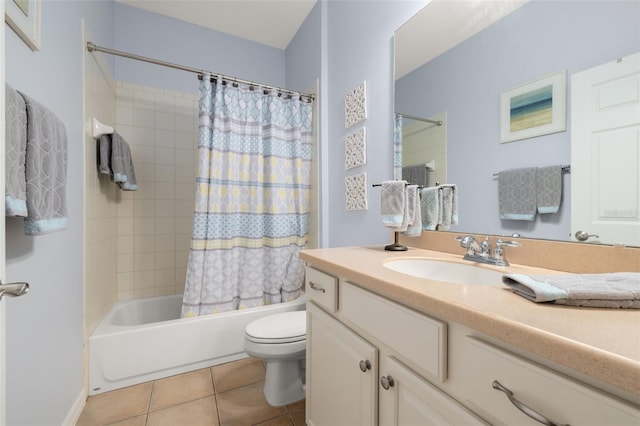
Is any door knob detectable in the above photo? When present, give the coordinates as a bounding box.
[575,230,599,241]
[0,280,29,300]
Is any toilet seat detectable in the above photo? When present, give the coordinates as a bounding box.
[245,311,306,344]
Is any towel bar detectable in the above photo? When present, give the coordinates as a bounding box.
[92,117,114,139]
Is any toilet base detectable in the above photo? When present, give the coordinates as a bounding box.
[263,358,305,407]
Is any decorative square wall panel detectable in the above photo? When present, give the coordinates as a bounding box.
[345,81,367,128]
[345,127,366,170]
[345,172,368,211]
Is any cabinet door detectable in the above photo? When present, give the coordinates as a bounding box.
[379,356,487,426]
[306,302,378,426]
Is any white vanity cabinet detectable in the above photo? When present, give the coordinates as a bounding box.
[304,265,640,426]
[304,266,483,426]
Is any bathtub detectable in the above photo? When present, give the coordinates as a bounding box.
[89,293,306,395]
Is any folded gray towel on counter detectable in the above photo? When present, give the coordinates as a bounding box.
[502,272,640,308]
[5,83,28,217]
[20,91,68,235]
[536,165,562,213]
[98,132,138,191]
[498,167,537,221]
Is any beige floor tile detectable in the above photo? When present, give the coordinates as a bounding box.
[107,414,148,426]
[253,414,293,426]
[289,409,306,426]
[285,399,305,413]
[217,381,286,425]
[147,396,220,426]
[149,368,214,411]
[212,357,266,393]
[77,382,152,426]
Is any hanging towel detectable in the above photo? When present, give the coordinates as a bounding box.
[502,272,640,309]
[404,185,422,237]
[19,91,68,235]
[498,167,537,221]
[420,187,439,230]
[5,84,28,217]
[536,165,562,214]
[402,164,429,187]
[381,180,406,228]
[439,184,458,230]
[98,132,138,191]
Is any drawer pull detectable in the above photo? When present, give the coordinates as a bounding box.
[359,360,371,372]
[381,375,395,390]
[309,281,326,293]
[492,380,569,426]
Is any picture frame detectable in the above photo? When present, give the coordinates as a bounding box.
[500,70,566,143]
[5,0,41,51]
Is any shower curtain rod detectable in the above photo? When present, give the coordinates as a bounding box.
[395,112,443,126]
[86,42,316,101]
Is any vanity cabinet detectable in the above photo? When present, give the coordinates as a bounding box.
[304,265,640,426]
[305,266,483,426]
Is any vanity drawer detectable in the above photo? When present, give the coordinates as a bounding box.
[462,336,640,425]
[340,281,447,383]
[305,266,338,312]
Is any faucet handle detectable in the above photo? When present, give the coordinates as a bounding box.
[496,239,522,248]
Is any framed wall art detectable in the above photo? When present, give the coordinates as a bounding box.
[500,70,566,143]
[5,0,41,51]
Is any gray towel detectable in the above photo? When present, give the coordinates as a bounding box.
[5,83,27,217]
[404,185,422,237]
[98,132,138,191]
[402,164,428,187]
[498,167,537,221]
[19,91,68,235]
[381,181,406,228]
[502,273,640,309]
[536,165,562,214]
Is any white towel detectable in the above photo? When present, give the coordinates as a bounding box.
[381,181,407,228]
[498,167,537,221]
[420,187,439,230]
[439,184,458,230]
[502,273,640,309]
[404,185,422,237]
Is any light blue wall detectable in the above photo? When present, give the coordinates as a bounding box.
[323,0,425,247]
[114,2,287,95]
[286,1,321,93]
[396,0,640,241]
[5,1,114,424]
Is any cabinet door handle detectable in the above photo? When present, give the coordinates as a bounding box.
[309,281,326,293]
[359,360,371,372]
[380,375,395,390]
[492,380,569,426]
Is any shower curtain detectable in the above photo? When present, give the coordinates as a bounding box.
[181,76,313,317]
[394,114,403,180]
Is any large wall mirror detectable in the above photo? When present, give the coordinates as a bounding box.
[394,0,640,246]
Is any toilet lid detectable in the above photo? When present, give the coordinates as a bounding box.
[245,311,306,343]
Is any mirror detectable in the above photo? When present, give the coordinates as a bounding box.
[394,0,640,246]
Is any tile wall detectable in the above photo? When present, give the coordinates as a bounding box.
[114,82,199,300]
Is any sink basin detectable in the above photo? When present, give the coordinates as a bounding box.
[384,258,504,286]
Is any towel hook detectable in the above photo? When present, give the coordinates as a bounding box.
[91,117,114,139]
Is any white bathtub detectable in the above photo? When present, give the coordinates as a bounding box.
[89,293,306,395]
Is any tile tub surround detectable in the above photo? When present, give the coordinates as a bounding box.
[299,246,640,401]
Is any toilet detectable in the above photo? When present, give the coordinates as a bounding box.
[243,310,307,406]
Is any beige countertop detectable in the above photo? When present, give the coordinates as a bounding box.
[300,246,640,401]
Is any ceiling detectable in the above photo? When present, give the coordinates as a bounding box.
[116,0,317,50]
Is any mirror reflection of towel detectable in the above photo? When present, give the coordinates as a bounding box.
[498,167,537,221]
[402,164,428,187]
[536,165,562,213]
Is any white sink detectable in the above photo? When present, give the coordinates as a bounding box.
[383,258,504,286]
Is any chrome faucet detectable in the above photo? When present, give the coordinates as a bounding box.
[456,235,521,267]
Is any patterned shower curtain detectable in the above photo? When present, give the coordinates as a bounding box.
[181,76,313,317]
[394,113,403,180]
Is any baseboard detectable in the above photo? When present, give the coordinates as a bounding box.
[62,387,87,426]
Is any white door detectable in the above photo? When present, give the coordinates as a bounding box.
[571,52,640,246]
[1,0,7,420]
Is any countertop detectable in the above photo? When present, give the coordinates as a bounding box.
[299,246,640,401]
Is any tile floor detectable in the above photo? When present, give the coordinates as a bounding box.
[77,357,305,426]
